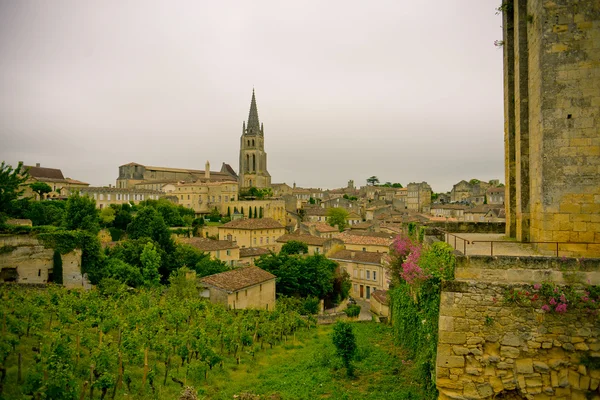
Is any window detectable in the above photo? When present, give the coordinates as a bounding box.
[353,284,358,293]
[266,237,269,244]
[253,238,256,245]
[366,286,371,299]
[107,194,111,201]
[353,270,357,278]
[260,237,263,244]
[218,196,221,202]
[227,249,231,256]
[373,271,377,281]
[366,270,371,280]
[236,292,239,300]
[362,247,366,252]
[260,284,262,292]
[245,290,248,297]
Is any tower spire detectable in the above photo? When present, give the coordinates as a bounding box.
[246,89,261,135]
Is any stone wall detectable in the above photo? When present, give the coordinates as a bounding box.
[437,255,600,399]
[503,0,600,257]
[0,235,88,289]
[425,222,506,234]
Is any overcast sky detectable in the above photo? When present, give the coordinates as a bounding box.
[0,1,505,193]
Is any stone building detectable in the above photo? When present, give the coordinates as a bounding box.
[20,162,89,200]
[71,187,163,209]
[239,90,271,190]
[199,266,276,310]
[328,249,391,300]
[116,161,237,189]
[406,182,432,213]
[502,0,600,256]
[172,178,239,215]
[178,237,240,267]
[218,218,285,251]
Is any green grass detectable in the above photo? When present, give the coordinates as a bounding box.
[197,322,425,400]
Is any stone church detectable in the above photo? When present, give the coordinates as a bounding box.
[239,90,271,190]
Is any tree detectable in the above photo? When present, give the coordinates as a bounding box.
[280,240,308,255]
[63,192,100,233]
[99,206,116,226]
[127,207,174,256]
[207,207,221,222]
[53,250,63,284]
[29,182,52,200]
[366,176,379,186]
[140,242,161,287]
[391,183,403,188]
[259,207,263,218]
[0,161,28,220]
[326,208,349,232]
[253,207,258,219]
[332,321,357,377]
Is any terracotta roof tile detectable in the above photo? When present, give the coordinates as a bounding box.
[24,165,65,181]
[328,249,388,265]
[180,238,238,251]
[239,247,271,257]
[336,231,395,247]
[200,266,275,293]
[221,218,284,230]
[276,233,328,246]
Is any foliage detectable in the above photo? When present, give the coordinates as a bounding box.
[140,242,162,287]
[112,204,133,230]
[326,207,349,232]
[503,282,600,314]
[108,227,124,241]
[280,240,308,255]
[99,206,116,225]
[207,207,221,222]
[63,192,100,233]
[53,250,63,284]
[29,182,53,199]
[344,304,361,318]
[332,321,357,376]
[11,199,66,226]
[127,206,174,254]
[255,252,338,300]
[0,161,29,220]
[138,198,195,227]
[468,178,480,185]
[389,279,440,399]
[342,194,358,200]
[102,258,143,287]
[366,176,379,186]
[239,187,272,200]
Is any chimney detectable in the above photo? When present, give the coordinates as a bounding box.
[205,161,210,179]
[36,163,40,167]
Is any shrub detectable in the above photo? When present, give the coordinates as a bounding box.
[344,304,361,318]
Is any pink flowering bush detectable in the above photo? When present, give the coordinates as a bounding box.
[504,282,600,315]
[391,235,455,285]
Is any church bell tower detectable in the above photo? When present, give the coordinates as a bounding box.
[239,89,271,190]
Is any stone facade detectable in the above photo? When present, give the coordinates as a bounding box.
[239,90,271,190]
[0,235,89,289]
[71,186,163,209]
[437,255,600,399]
[407,182,432,213]
[218,218,285,251]
[173,179,238,215]
[503,0,600,257]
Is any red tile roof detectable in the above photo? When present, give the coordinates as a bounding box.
[336,231,395,247]
[371,290,389,305]
[180,237,238,251]
[328,249,390,265]
[220,218,284,230]
[200,266,275,293]
[276,233,328,246]
[239,247,271,257]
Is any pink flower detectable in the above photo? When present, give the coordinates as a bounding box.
[581,296,589,302]
[549,298,557,306]
[533,284,541,290]
[555,303,567,313]
[541,304,551,312]
[559,294,567,303]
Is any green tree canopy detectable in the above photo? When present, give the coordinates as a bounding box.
[63,192,100,233]
[326,207,349,232]
[99,206,116,225]
[140,242,161,287]
[29,182,52,200]
[366,176,379,186]
[0,161,28,220]
[280,240,308,255]
[126,207,174,253]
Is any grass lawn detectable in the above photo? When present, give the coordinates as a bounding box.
[197,322,425,400]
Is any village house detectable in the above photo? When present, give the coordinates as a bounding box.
[430,204,466,220]
[463,205,505,222]
[334,231,395,253]
[218,218,285,251]
[486,186,505,205]
[226,199,287,226]
[299,222,339,238]
[20,163,89,200]
[346,211,362,226]
[328,249,391,301]
[178,237,240,267]
[271,183,293,197]
[199,266,276,310]
[303,206,329,223]
[406,182,432,213]
[238,247,271,266]
[276,233,343,256]
[172,178,239,215]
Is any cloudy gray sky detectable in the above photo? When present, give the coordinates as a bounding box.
[0,0,504,193]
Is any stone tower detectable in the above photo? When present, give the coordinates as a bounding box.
[239,90,271,190]
[502,0,600,256]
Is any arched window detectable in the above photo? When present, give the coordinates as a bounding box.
[252,154,256,171]
[252,139,255,147]
[246,154,250,172]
